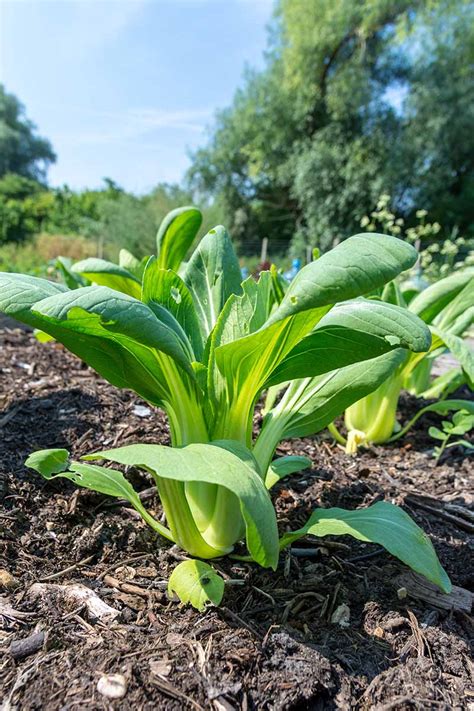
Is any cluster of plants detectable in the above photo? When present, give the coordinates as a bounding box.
[3,204,472,610]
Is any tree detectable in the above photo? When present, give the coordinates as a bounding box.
[188,0,473,254]
[0,173,53,244]
[0,84,56,181]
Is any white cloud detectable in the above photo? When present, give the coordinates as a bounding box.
[51,104,213,146]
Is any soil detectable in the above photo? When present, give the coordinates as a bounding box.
[1,326,473,710]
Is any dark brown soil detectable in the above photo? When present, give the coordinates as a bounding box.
[1,327,473,710]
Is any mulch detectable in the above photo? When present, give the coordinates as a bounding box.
[0,326,473,710]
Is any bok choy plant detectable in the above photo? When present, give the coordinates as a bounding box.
[0,229,452,603]
[337,269,474,451]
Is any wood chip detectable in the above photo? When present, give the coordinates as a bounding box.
[10,631,45,659]
[395,572,473,612]
[28,582,120,623]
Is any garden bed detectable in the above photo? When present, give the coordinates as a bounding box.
[1,326,472,710]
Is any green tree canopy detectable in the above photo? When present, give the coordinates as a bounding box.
[188,0,473,254]
[0,84,56,181]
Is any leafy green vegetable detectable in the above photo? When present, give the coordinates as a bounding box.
[340,270,474,448]
[168,560,225,611]
[3,226,452,601]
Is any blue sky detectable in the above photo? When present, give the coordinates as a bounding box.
[0,0,273,193]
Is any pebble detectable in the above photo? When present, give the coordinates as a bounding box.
[0,569,20,591]
[132,405,151,417]
[330,603,351,627]
[97,673,128,699]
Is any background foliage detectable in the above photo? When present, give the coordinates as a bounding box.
[0,0,473,266]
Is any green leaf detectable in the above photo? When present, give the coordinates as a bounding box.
[279,501,451,593]
[118,249,147,280]
[418,367,464,400]
[264,350,407,441]
[428,426,446,441]
[450,411,474,436]
[25,450,173,540]
[409,268,474,324]
[381,280,407,308]
[84,442,280,569]
[267,233,418,326]
[212,272,274,346]
[212,234,418,431]
[156,206,202,272]
[434,328,474,387]
[142,257,204,360]
[183,225,242,338]
[168,560,225,611]
[0,273,68,330]
[56,256,88,289]
[25,448,70,477]
[266,299,430,385]
[434,279,474,336]
[34,283,193,367]
[0,276,198,408]
[71,258,142,298]
[266,455,311,489]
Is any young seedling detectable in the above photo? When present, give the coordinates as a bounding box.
[429,409,474,463]
[1,228,453,609]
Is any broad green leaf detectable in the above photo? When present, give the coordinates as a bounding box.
[156,206,202,272]
[25,448,70,477]
[418,367,464,400]
[142,257,204,360]
[0,273,67,330]
[434,279,474,336]
[183,225,242,338]
[56,256,87,289]
[33,285,194,373]
[118,249,147,280]
[84,442,280,569]
[279,501,451,593]
[262,350,407,442]
[71,258,142,298]
[389,399,474,442]
[266,299,430,385]
[409,268,474,323]
[434,328,474,387]
[25,450,173,540]
[0,275,198,407]
[266,455,311,489]
[168,560,225,611]
[267,234,418,325]
[212,235,418,423]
